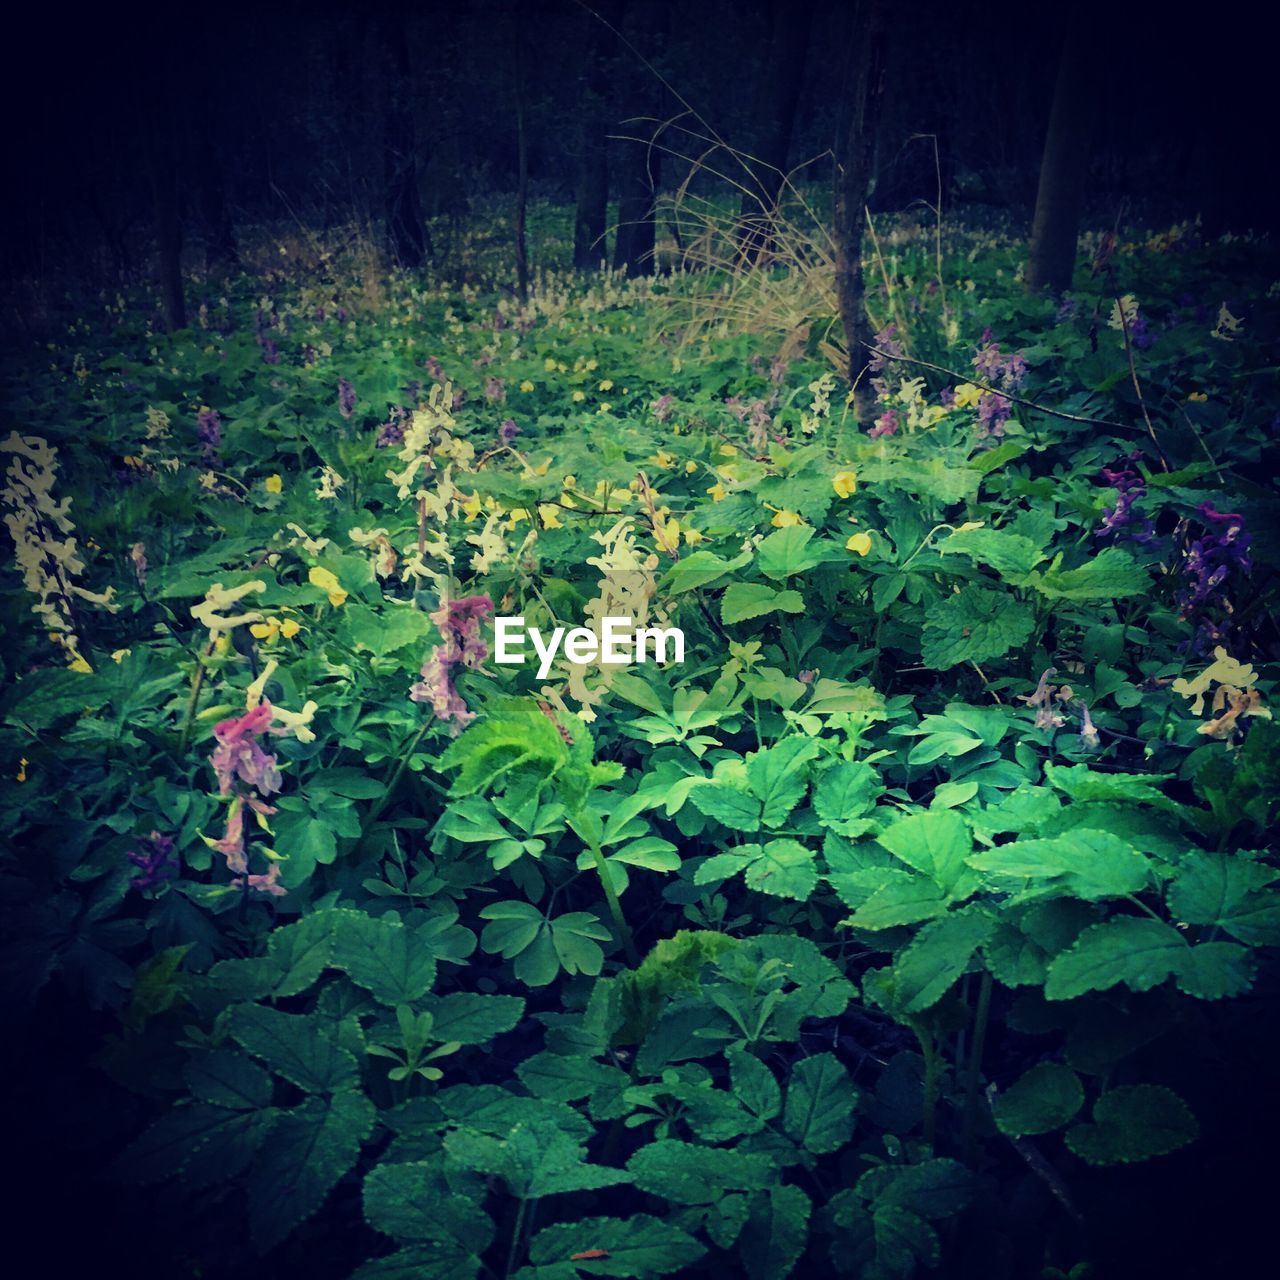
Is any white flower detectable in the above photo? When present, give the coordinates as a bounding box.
[192,580,268,637]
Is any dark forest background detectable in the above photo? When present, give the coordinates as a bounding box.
[2,0,1274,295]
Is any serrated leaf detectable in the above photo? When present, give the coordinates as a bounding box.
[739,1185,811,1280]
[728,1049,782,1121]
[1172,941,1255,999]
[627,1140,773,1204]
[227,1004,359,1093]
[529,1214,707,1277]
[782,1053,856,1154]
[967,829,1152,901]
[248,1089,376,1250]
[721,582,805,625]
[746,737,819,826]
[1065,1085,1197,1164]
[937,527,1046,583]
[891,909,994,1013]
[184,1049,274,1111]
[992,1063,1084,1136]
[363,1159,494,1249]
[921,588,1034,670]
[1035,547,1150,600]
[423,992,525,1044]
[1044,917,1187,1001]
[878,809,971,894]
[331,912,437,1006]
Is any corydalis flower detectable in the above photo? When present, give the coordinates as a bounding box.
[338,378,357,419]
[210,701,283,796]
[127,830,177,892]
[1180,502,1252,610]
[1095,455,1157,543]
[868,408,899,438]
[485,376,506,404]
[651,394,674,423]
[499,418,520,445]
[1019,667,1065,730]
[409,594,494,731]
[196,407,221,460]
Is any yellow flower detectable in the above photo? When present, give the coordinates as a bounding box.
[1188,391,1208,402]
[653,450,676,469]
[771,509,804,528]
[507,507,531,529]
[308,566,348,606]
[520,379,535,392]
[719,443,738,456]
[586,358,598,372]
[684,460,698,474]
[846,532,873,556]
[251,617,281,642]
[460,491,484,523]
[953,383,984,409]
[280,618,301,639]
[543,357,557,372]
[833,470,858,498]
[683,527,704,546]
[69,656,93,673]
[571,390,586,403]
[214,635,232,656]
[538,503,563,529]
[707,481,728,502]
[111,648,131,663]
[264,474,283,494]
[563,475,576,488]
[16,758,28,783]
[598,378,614,391]
[559,491,577,508]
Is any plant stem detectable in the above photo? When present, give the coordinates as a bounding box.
[579,823,640,966]
[362,722,431,836]
[919,1024,940,1149]
[178,639,216,752]
[961,969,993,1163]
[504,1196,528,1279]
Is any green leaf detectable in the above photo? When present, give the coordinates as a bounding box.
[331,911,438,1005]
[363,1159,493,1249]
[114,1103,274,1186]
[529,1214,707,1277]
[746,737,819,826]
[696,839,817,900]
[921,588,1034,670]
[227,1004,359,1093]
[351,1244,482,1280]
[739,1185,811,1280]
[248,1089,376,1250]
[878,810,971,894]
[847,873,951,931]
[992,1063,1084,1136]
[423,993,525,1045]
[937,527,1046,583]
[728,1049,782,1122]
[1166,852,1280,944]
[184,1050,274,1111]
[721,582,805,625]
[440,695,568,800]
[1034,547,1150,600]
[1044,917,1187,1001]
[1172,941,1255,999]
[891,909,994,1013]
[967,830,1152,901]
[627,1140,774,1204]
[783,1053,856,1154]
[1065,1085,1198,1165]
[756,526,828,580]
[813,762,882,831]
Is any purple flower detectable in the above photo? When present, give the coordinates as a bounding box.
[424,356,444,380]
[486,376,506,405]
[210,702,283,797]
[1179,503,1252,612]
[651,394,675,423]
[128,831,177,892]
[977,392,1012,436]
[410,595,494,732]
[261,339,280,365]
[499,419,520,445]
[338,378,357,419]
[196,407,221,459]
[377,406,407,449]
[972,340,1028,392]
[868,323,904,375]
[868,408,899,438]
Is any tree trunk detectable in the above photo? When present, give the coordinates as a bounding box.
[384,13,429,269]
[1025,12,1098,293]
[613,0,667,275]
[834,0,887,422]
[737,0,813,264]
[573,0,625,270]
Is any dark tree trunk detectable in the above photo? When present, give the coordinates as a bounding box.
[834,0,887,422]
[573,0,624,271]
[383,13,429,269]
[512,12,530,303]
[1025,12,1099,293]
[737,0,812,264]
[613,0,668,275]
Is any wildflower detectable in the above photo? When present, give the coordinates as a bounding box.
[1179,503,1251,612]
[833,471,858,499]
[1095,455,1157,544]
[868,409,899,438]
[599,379,614,392]
[499,419,521,445]
[127,831,177,892]
[538,503,563,529]
[264,474,283,494]
[572,390,586,403]
[683,527,704,546]
[485,376,506,404]
[315,465,345,500]
[308,566,348,606]
[191,580,267,639]
[111,648,131,663]
[544,357,557,372]
[1211,304,1243,341]
[651,394,675,423]
[977,392,1012,437]
[1019,667,1065,730]
[520,379,535,393]
[196,407,221,459]
[410,594,494,731]
[770,509,804,528]
[1188,391,1208,402]
[130,543,147,590]
[707,481,727,502]
[210,702,282,796]
[337,379,357,419]
[653,451,676,470]
[846,532,872,556]
[1078,701,1100,751]
[280,618,300,639]
[243,863,286,897]
[16,758,28,782]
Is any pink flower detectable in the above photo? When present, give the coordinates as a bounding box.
[210,701,282,796]
[240,862,287,897]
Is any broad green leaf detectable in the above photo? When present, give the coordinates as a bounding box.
[891,909,994,1013]
[813,762,882,830]
[967,829,1152,901]
[248,1089,376,1250]
[783,1052,856,1154]
[363,1159,493,1248]
[627,1140,773,1204]
[331,912,438,1005]
[1044,917,1187,1001]
[728,1049,782,1122]
[1172,941,1255,999]
[184,1049,274,1111]
[756,526,827,580]
[721,582,805,625]
[1066,1085,1197,1165]
[696,839,817,901]
[423,993,525,1045]
[1034,547,1150,600]
[227,1004,359,1093]
[921,587,1034,670]
[529,1214,707,1276]
[937,527,1046,583]
[739,1185,811,1280]
[746,737,819,826]
[847,873,951,931]
[878,809,971,894]
[992,1063,1084,1136]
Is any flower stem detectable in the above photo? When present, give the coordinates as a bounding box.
[578,823,639,966]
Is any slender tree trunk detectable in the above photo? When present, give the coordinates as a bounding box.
[834,0,887,422]
[1025,12,1099,293]
[573,0,625,270]
[613,0,667,275]
[512,14,530,303]
[383,13,429,269]
[737,0,812,264]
